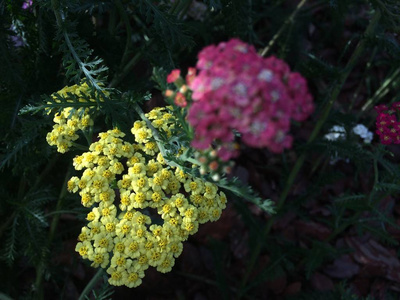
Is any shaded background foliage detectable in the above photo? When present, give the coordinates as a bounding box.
[1,0,400,299]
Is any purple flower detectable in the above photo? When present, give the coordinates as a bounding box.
[22,0,33,10]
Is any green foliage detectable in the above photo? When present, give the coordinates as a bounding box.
[303,242,342,279]
[136,0,193,48]
[286,282,375,299]
[0,188,56,264]
[56,22,109,90]
[218,0,255,40]
[217,177,275,214]
[369,0,400,30]
[84,277,114,300]
[2,0,400,298]
[299,53,342,81]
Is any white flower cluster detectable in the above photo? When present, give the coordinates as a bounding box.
[324,124,373,144]
[352,124,373,144]
[324,125,346,141]
[324,124,373,165]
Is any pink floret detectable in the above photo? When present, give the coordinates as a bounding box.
[167,69,181,84]
[375,102,400,145]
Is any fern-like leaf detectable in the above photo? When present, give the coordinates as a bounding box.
[216,177,275,214]
[70,1,113,15]
[299,53,342,81]
[333,194,367,210]
[0,216,19,264]
[137,0,194,48]
[357,223,398,245]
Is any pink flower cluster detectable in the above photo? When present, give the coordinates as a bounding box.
[186,38,314,160]
[375,103,400,144]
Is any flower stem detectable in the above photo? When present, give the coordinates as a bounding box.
[34,167,72,299]
[108,52,143,88]
[71,142,89,151]
[78,269,105,300]
[360,67,400,115]
[239,8,381,296]
[259,0,308,57]
[51,0,106,99]
[115,0,133,67]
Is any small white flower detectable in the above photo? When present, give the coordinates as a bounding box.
[234,83,247,96]
[211,78,224,90]
[352,124,373,144]
[258,69,273,82]
[324,125,346,141]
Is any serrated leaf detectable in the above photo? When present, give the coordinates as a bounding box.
[300,53,342,80]
[334,194,367,209]
[137,0,194,48]
[216,177,275,214]
[0,216,19,264]
[375,182,400,192]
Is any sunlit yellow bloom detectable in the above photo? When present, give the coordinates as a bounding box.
[71,108,228,288]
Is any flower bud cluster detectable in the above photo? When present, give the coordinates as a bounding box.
[195,147,235,181]
[168,39,314,161]
[165,69,194,108]
[69,107,227,288]
[46,83,99,153]
[375,103,400,145]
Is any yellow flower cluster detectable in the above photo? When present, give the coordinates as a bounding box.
[69,107,227,288]
[46,82,99,153]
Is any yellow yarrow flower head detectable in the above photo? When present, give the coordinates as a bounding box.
[46,82,108,153]
[70,107,228,288]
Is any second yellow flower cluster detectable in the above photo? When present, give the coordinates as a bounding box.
[46,82,103,153]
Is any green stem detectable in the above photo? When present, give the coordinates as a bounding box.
[44,210,80,217]
[259,0,308,57]
[83,126,94,147]
[78,269,104,300]
[169,0,181,14]
[349,47,377,113]
[360,67,400,114]
[63,31,104,95]
[51,0,106,98]
[374,0,399,18]
[34,168,72,299]
[108,52,143,88]
[177,0,193,20]
[108,6,118,36]
[373,156,379,188]
[115,0,133,67]
[31,155,59,193]
[17,176,27,203]
[0,212,17,240]
[71,142,90,151]
[239,9,381,295]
